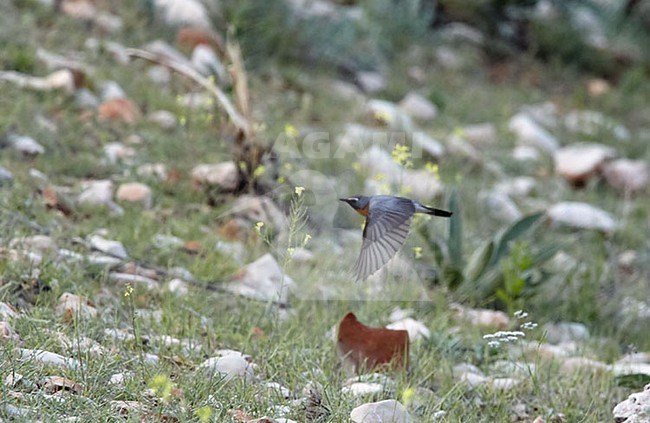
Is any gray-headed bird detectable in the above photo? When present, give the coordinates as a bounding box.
[340,195,452,280]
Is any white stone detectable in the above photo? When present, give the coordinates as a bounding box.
[0,302,17,320]
[512,145,541,162]
[137,163,168,181]
[565,110,630,140]
[553,143,616,185]
[104,142,135,164]
[342,382,384,396]
[99,81,127,101]
[604,159,649,194]
[191,162,240,191]
[357,71,386,94]
[226,254,294,303]
[191,45,226,81]
[462,123,498,147]
[8,135,45,156]
[612,384,650,423]
[398,92,437,121]
[109,273,158,290]
[167,278,189,296]
[547,201,618,233]
[386,318,430,342]
[543,322,589,344]
[350,399,413,423]
[509,112,559,153]
[55,293,98,321]
[154,0,212,28]
[19,348,80,369]
[199,355,254,382]
[388,307,414,323]
[494,177,536,198]
[147,110,177,131]
[480,190,522,223]
[412,132,445,159]
[89,235,127,259]
[366,99,413,131]
[78,180,113,206]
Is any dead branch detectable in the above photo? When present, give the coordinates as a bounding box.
[124,48,251,138]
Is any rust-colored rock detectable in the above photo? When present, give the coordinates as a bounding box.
[176,27,225,54]
[97,98,140,124]
[337,312,409,374]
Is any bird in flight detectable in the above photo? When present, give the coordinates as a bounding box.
[340,195,452,280]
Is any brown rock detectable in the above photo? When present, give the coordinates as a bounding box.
[337,312,409,374]
[97,98,140,124]
[116,182,153,209]
[176,27,225,54]
[554,143,616,187]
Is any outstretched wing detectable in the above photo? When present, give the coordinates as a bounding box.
[353,197,415,280]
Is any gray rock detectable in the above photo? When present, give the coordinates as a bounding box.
[494,177,536,198]
[78,180,114,206]
[512,145,541,162]
[147,110,177,131]
[509,112,559,153]
[191,45,227,81]
[553,143,616,186]
[191,162,240,192]
[74,88,99,109]
[612,384,650,423]
[412,132,445,159]
[89,235,127,259]
[99,80,127,101]
[565,109,630,140]
[462,123,498,147]
[0,166,13,184]
[167,278,189,296]
[350,399,413,423]
[366,99,414,131]
[547,201,618,233]
[434,46,464,70]
[398,92,437,122]
[230,195,287,235]
[8,134,45,156]
[480,190,522,223]
[0,302,18,320]
[357,71,386,94]
[104,142,136,164]
[227,254,294,303]
[154,0,212,28]
[147,65,172,86]
[543,322,589,344]
[19,348,80,369]
[604,159,649,194]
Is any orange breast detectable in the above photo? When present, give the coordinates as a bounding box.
[356,205,369,217]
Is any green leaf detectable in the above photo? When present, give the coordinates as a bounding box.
[489,212,544,266]
[447,189,463,267]
[463,240,494,282]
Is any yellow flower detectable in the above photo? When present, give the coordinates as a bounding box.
[391,144,413,168]
[413,246,423,259]
[149,374,173,402]
[123,283,134,297]
[303,233,312,246]
[401,387,416,405]
[253,165,266,178]
[374,110,392,124]
[195,406,213,423]
[284,123,299,138]
[294,186,305,196]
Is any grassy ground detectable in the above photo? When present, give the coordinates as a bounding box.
[1,1,649,422]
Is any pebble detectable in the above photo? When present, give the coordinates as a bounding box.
[553,143,616,186]
[547,201,618,233]
[386,318,430,342]
[199,354,254,382]
[350,399,413,423]
[191,162,240,191]
[612,383,650,423]
[116,182,153,209]
[508,112,559,153]
[603,159,649,194]
[226,254,294,303]
[398,92,438,121]
[89,235,128,259]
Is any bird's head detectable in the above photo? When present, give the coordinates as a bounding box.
[339,195,370,211]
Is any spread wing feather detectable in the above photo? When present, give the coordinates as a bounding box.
[353,197,415,280]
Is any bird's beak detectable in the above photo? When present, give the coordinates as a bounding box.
[339,198,348,203]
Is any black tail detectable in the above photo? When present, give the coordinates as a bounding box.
[421,205,453,217]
